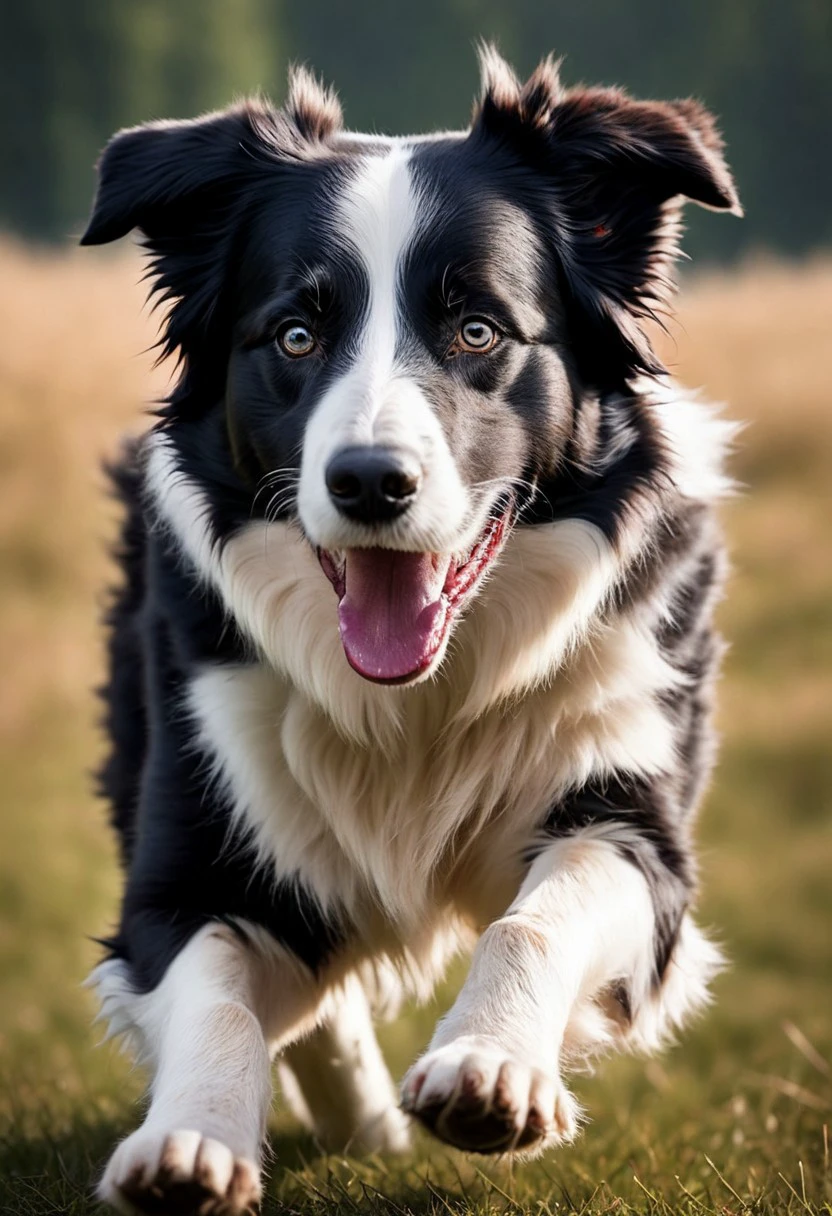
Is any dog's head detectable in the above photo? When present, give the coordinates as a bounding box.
[83,49,739,686]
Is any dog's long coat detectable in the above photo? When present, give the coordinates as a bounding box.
[81,48,740,1215]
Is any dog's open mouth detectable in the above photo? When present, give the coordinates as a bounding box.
[318,506,512,684]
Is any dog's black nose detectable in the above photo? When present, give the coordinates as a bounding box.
[326,446,421,523]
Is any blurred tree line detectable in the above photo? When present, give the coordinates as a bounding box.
[2,0,829,260]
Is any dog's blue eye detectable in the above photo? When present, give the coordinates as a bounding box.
[457,318,499,353]
[278,323,316,357]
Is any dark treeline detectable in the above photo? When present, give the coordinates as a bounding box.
[2,0,829,260]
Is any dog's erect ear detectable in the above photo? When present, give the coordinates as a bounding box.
[472,46,742,387]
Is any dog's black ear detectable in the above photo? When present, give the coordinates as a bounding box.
[81,77,341,371]
[81,104,281,370]
[473,46,742,387]
[81,104,268,247]
[82,70,342,247]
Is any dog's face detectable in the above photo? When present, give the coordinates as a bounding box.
[83,51,739,686]
[226,135,577,683]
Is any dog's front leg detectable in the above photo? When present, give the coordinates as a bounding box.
[402,829,664,1155]
[97,921,311,1215]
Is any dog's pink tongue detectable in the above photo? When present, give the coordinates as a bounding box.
[338,549,451,682]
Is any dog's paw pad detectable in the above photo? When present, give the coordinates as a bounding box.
[401,1039,580,1156]
[99,1128,261,1215]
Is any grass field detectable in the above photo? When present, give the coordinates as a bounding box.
[0,241,830,1214]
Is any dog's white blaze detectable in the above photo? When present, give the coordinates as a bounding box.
[296,146,471,553]
[338,143,414,384]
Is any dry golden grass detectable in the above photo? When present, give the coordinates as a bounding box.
[656,258,832,747]
[0,240,168,739]
[0,241,830,1214]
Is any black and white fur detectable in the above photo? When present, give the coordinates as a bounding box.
[81,48,741,1215]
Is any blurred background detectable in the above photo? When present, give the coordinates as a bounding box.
[0,3,830,1214]
[3,0,831,257]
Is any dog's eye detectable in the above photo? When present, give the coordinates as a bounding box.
[455,318,500,355]
[278,323,316,358]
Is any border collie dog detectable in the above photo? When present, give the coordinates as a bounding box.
[82,47,741,1215]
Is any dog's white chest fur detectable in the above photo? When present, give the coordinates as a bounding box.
[187,593,677,945]
[149,385,733,966]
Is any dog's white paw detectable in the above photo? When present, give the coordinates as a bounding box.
[98,1127,261,1215]
[401,1037,580,1155]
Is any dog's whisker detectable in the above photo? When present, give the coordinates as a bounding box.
[252,470,300,516]
[263,488,299,523]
